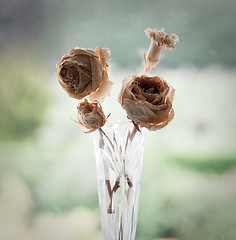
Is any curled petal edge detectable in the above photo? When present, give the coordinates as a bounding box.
[140,108,175,131]
[89,70,113,103]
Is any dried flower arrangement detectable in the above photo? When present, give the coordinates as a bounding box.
[56,28,179,240]
[56,28,179,132]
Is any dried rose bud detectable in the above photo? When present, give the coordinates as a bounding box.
[56,47,113,102]
[77,99,106,133]
[119,74,175,131]
[145,28,179,71]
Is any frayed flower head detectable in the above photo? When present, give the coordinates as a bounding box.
[145,28,179,49]
[144,28,179,71]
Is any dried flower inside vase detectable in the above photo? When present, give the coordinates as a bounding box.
[56,27,179,240]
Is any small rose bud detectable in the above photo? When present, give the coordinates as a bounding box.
[77,99,106,133]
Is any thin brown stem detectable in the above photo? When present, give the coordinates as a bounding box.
[126,175,133,188]
[105,180,113,214]
[107,177,121,214]
[119,214,123,240]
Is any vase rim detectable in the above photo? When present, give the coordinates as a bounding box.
[98,120,148,136]
[101,120,133,129]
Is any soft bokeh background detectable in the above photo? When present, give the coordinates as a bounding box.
[1,0,236,239]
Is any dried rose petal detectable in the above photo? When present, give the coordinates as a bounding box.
[145,28,179,71]
[119,74,175,131]
[56,47,113,102]
[77,99,106,133]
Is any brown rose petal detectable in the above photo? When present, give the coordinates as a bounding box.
[151,93,163,105]
[95,47,111,68]
[140,108,175,130]
[89,70,113,102]
[122,99,157,122]
[144,99,172,123]
[141,91,158,103]
[166,83,175,104]
[119,74,175,131]
[88,47,113,102]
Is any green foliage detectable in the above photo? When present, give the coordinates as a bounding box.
[136,152,236,240]
[167,155,236,173]
[0,55,49,141]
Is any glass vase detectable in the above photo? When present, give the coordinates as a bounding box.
[91,121,147,240]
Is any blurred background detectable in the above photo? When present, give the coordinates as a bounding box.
[0,0,236,239]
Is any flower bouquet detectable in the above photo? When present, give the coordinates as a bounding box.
[56,28,179,240]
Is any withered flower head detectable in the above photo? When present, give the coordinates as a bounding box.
[56,47,113,102]
[145,28,179,71]
[119,74,175,131]
[77,99,106,133]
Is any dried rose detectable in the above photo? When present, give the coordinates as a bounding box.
[145,28,179,71]
[119,74,175,131]
[76,99,106,133]
[56,47,113,101]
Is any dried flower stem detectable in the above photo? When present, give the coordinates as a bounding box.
[99,128,119,213]
[119,215,123,240]
[145,40,162,71]
[107,177,121,214]
[105,179,113,213]
[98,124,138,214]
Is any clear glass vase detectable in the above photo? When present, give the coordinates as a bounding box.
[91,121,147,240]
